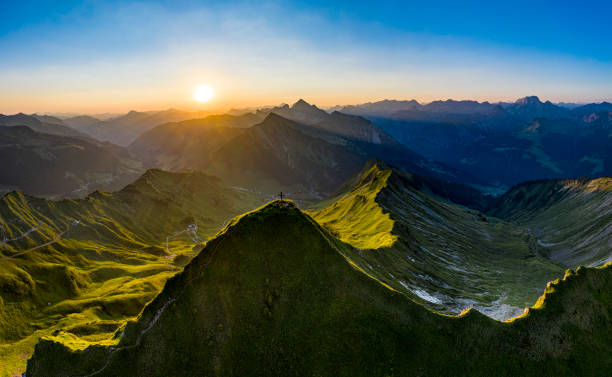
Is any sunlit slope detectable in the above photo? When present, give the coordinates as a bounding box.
[0,169,264,376]
[26,202,611,376]
[310,161,563,319]
[488,177,612,267]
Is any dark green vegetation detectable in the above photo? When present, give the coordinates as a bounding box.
[25,202,612,376]
[310,161,564,319]
[0,170,265,375]
[489,177,612,267]
[0,126,144,197]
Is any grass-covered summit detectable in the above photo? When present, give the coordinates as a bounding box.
[26,201,611,376]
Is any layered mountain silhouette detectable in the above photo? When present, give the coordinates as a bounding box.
[0,113,89,138]
[128,114,259,171]
[207,112,478,198]
[72,109,213,146]
[503,96,571,121]
[0,125,144,197]
[131,101,478,199]
[332,99,422,117]
[62,115,102,130]
[340,98,612,190]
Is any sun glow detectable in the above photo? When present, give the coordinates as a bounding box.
[193,85,214,103]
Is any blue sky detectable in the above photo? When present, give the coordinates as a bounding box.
[1,0,611,113]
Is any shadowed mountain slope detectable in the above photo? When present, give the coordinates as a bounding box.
[370,108,612,191]
[488,177,612,267]
[129,102,481,199]
[314,111,399,145]
[207,113,478,200]
[128,114,262,171]
[26,202,612,376]
[0,170,265,376]
[207,113,367,199]
[0,126,144,197]
[269,98,330,124]
[0,113,89,139]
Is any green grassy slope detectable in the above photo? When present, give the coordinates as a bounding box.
[310,161,564,320]
[0,170,265,376]
[25,202,611,376]
[488,177,612,267]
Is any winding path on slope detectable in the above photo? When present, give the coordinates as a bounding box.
[0,221,78,261]
[0,222,42,248]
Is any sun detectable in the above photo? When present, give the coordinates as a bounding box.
[193,85,214,103]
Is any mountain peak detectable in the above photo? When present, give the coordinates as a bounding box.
[515,96,542,105]
[292,99,314,109]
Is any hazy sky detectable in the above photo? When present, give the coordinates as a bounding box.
[1,0,611,114]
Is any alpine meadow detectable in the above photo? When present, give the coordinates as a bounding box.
[1,1,611,376]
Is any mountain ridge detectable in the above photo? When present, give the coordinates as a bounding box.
[25,200,612,376]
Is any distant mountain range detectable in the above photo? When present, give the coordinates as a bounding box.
[333,96,610,121]
[66,109,213,146]
[334,97,612,191]
[0,113,90,138]
[0,125,144,197]
[130,101,477,199]
[3,96,611,197]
